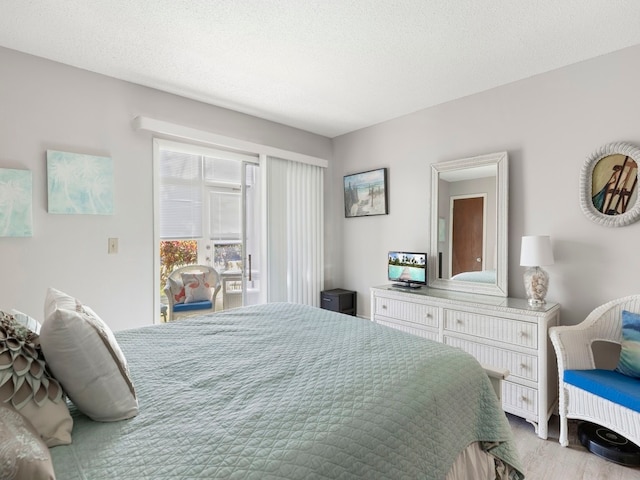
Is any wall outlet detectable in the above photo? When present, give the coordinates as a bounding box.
[108,237,118,254]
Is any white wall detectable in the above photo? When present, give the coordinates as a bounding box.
[331,44,640,326]
[4,44,640,331]
[0,47,332,330]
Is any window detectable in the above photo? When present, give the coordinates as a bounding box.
[159,150,204,239]
[159,150,242,242]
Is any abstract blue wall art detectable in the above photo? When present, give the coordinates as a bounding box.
[47,150,114,215]
[0,168,33,237]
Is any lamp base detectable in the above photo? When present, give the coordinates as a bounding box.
[523,266,549,306]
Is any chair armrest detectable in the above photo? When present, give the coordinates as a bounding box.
[550,325,598,372]
[550,296,637,373]
[211,284,222,306]
[163,284,174,308]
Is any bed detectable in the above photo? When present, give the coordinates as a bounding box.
[47,302,523,479]
[451,270,497,284]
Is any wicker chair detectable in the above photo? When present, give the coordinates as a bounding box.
[163,265,221,321]
[549,295,640,447]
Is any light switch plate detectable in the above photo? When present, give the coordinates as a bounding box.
[108,237,118,254]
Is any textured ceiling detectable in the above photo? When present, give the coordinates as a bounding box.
[1,1,640,138]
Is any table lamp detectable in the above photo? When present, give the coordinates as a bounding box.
[520,235,554,306]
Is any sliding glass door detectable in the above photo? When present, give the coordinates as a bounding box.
[213,160,262,310]
[156,139,261,318]
[241,162,262,306]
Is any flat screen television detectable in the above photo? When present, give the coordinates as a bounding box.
[388,251,427,288]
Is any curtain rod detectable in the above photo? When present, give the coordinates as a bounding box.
[133,116,328,168]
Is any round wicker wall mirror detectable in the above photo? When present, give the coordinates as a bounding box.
[580,142,640,227]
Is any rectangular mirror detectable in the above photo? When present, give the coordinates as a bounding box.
[429,151,508,297]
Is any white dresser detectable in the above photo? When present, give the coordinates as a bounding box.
[370,285,560,439]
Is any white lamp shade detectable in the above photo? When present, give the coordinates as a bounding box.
[520,235,554,267]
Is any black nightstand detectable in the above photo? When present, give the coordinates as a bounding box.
[320,289,357,316]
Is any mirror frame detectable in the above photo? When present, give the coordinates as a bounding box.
[429,151,509,297]
[579,142,640,228]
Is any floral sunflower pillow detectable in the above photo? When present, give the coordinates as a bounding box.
[0,310,72,446]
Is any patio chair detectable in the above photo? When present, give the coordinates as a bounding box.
[163,265,221,321]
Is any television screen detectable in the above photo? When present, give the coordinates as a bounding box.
[388,251,427,288]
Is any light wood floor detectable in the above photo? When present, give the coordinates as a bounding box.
[508,414,639,479]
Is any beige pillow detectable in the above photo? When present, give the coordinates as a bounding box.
[0,311,72,447]
[0,405,56,480]
[19,400,72,447]
[40,288,138,422]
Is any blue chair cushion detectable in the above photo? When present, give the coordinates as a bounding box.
[564,369,640,413]
[173,300,212,313]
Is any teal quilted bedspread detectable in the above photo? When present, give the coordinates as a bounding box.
[50,303,523,479]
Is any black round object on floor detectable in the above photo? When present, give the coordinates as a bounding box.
[578,422,640,467]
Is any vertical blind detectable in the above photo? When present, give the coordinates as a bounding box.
[266,156,324,306]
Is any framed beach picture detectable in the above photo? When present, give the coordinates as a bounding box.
[47,150,114,215]
[343,167,388,218]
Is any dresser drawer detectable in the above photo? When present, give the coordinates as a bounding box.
[443,336,538,382]
[371,285,559,440]
[443,309,537,349]
[376,317,439,342]
[374,297,438,328]
[502,381,538,418]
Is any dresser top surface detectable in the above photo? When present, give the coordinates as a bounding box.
[372,285,559,313]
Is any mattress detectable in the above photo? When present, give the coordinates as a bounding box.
[50,302,523,479]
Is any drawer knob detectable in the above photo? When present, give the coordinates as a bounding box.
[382,305,387,310]
[520,396,529,403]
[520,363,527,369]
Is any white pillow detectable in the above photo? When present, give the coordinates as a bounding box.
[181,272,211,303]
[11,309,41,334]
[167,276,186,304]
[39,288,138,422]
